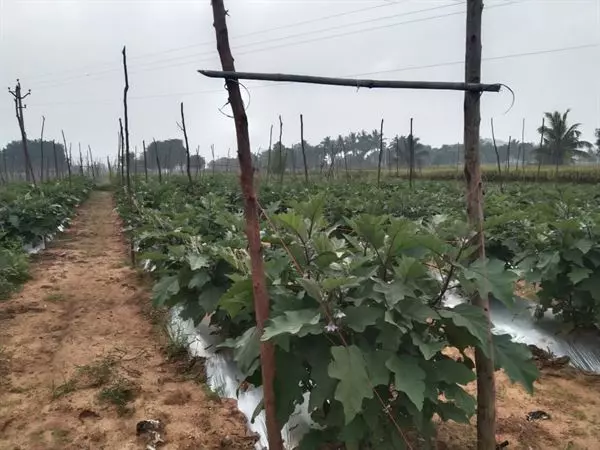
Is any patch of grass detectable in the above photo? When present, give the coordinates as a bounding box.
[77,355,117,387]
[572,409,588,421]
[98,378,139,416]
[163,327,189,362]
[201,383,222,403]
[51,379,77,399]
[44,292,65,302]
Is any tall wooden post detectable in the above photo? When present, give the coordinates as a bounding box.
[464,1,496,448]
[9,81,36,186]
[143,140,148,182]
[153,139,162,183]
[180,102,192,184]
[409,118,414,188]
[52,140,60,179]
[300,115,308,184]
[39,116,45,182]
[61,130,72,187]
[278,115,284,184]
[537,117,545,179]
[377,118,384,187]
[267,125,273,181]
[209,1,283,449]
[122,47,132,196]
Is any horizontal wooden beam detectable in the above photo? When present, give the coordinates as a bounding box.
[198,70,502,92]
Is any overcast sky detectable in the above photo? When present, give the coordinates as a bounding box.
[1,0,599,161]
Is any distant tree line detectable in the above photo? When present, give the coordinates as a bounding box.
[0,139,69,182]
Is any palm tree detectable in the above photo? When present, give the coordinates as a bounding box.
[536,110,592,166]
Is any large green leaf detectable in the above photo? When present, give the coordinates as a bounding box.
[492,333,539,394]
[461,258,518,307]
[187,253,210,270]
[439,304,491,356]
[328,345,374,424]
[568,266,592,285]
[218,278,253,317]
[218,326,260,376]
[385,354,426,411]
[410,332,446,360]
[431,358,476,385]
[298,278,322,302]
[343,305,383,332]
[262,309,321,340]
[152,275,180,307]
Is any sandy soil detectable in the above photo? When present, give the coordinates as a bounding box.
[0,191,256,450]
[436,360,600,449]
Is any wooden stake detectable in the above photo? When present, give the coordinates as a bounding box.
[409,118,414,188]
[61,130,72,187]
[119,120,125,183]
[521,118,526,173]
[153,138,162,183]
[506,136,511,174]
[52,140,60,179]
[300,115,308,184]
[464,1,496,448]
[40,116,45,182]
[122,47,132,196]
[209,2,283,448]
[490,118,503,192]
[179,102,192,184]
[9,80,36,185]
[267,125,273,181]
[377,118,384,187]
[78,143,84,176]
[278,115,284,184]
[143,140,148,182]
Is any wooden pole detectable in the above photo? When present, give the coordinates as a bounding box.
[153,139,162,183]
[61,130,72,187]
[209,2,283,448]
[199,70,502,93]
[78,143,84,176]
[506,136,511,174]
[180,102,193,184]
[107,156,113,179]
[395,136,400,177]
[267,125,273,181]
[210,144,215,176]
[490,118,503,192]
[464,1,496,448]
[278,115,284,184]
[9,81,36,186]
[300,115,308,184]
[521,118,526,173]
[377,119,384,187]
[119,120,125,183]
[409,118,414,188]
[39,116,45,182]
[122,47,132,197]
[88,145,96,179]
[143,140,148,182]
[52,140,60,180]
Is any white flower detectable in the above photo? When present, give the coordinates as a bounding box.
[325,322,338,333]
[333,310,346,320]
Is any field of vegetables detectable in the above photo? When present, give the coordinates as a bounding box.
[114,175,600,448]
[0,178,91,299]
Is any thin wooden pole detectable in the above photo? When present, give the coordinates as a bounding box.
[78,143,84,176]
[107,156,113,178]
[278,115,284,184]
[122,47,132,197]
[180,102,193,184]
[61,130,72,187]
[506,136,511,174]
[267,125,273,181]
[143,140,148,182]
[39,116,45,182]
[9,81,36,185]
[464,1,496,448]
[490,118,503,192]
[409,118,414,188]
[209,2,283,448]
[199,70,502,93]
[119,120,125,183]
[300,115,308,184]
[521,118,526,173]
[377,119,384,187]
[395,136,400,177]
[153,139,162,183]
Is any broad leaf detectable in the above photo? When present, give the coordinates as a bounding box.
[299,278,322,302]
[385,354,426,411]
[411,332,446,360]
[344,306,383,332]
[439,304,491,356]
[262,309,321,340]
[461,258,518,307]
[187,253,210,270]
[152,275,180,307]
[568,266,592,285]
[431,358,476,385]
[328,345,374,424]
[492,333,539,394]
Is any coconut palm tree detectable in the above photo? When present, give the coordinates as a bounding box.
[536,110,592,166]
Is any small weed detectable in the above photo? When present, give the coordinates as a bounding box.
[44,292,65,302]
[52,379,77,399]
[201,383,222,403]
[572,409,588,421]
[163,327,189,362]
[77,356,117,387]
[98,378,138,416]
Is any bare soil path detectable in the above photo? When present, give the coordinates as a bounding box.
[0,191,255,450]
